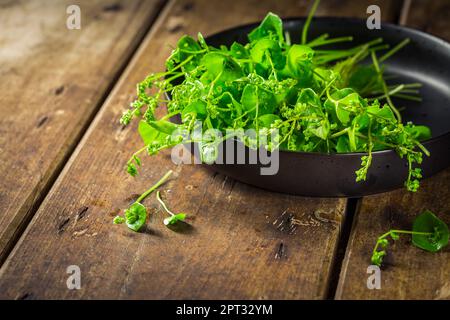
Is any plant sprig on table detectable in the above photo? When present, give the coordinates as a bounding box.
[371,210,449,266]
[120,0,431,192]
[114,170,173,231]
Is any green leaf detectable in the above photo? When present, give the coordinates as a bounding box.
[297,88,323,116]
[124,202,147,232]
[241,84,277,117]
[305,118,330,141]
[258,114,281,128]
[138,120,177,145]
[338,93,362,124]
[348,124,357,151]
[336,106,351,125]
[200,52,243,82]
[182,100,207,120]
[390,232,400,241]
[353,112,370,131]
[177,35,201,52]
[250,38,285,70]
[200,52,227,77]
[379,238,389,248]
[313,67,334,83]
[217,92,243,115]
[336,136,350,153]
[324,88,359,125]
[241,84,258,114]
[127,162,138,177]
[133,155,141,166]
[286,45,314,80]
[163,213,187,226]
[230,42,250,59]
[367,103,396,122]
[371,250,386,267]
[405,125,432,141]
[174,35,202,71]
[149,119,178,135]
[287,45,314,66]
[138,121,159,145]
[248,12,284,44]
[412,210,449,252]
[348,65,378,93]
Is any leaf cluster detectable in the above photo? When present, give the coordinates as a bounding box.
[121,3,431,191]
[113,170,187,232]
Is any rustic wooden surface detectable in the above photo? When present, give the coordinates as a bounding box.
[400,0,450,41]
[0,0,448,300]
[0,0,165,263]
[336,169,450,299]
[0,0,401,299]
[336,0,450,299]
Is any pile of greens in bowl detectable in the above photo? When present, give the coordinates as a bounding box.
[120,1,431,192]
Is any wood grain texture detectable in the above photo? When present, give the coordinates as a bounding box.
[335,168,450,299]
[0,0,400,299]
[0,0,165,262]
[401,0,450,41]
[336,0,450,299]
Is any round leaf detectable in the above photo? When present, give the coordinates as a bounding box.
[248,12,284,44]
[258,114,280,128]
[412,210,449,252]
[125,202,147,232]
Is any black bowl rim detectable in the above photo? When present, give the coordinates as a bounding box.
[169,16,450,158]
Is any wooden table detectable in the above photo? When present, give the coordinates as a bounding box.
[0,0,449,300]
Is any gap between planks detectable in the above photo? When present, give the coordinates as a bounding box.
[325,197,361,299]
[0,0,170,267]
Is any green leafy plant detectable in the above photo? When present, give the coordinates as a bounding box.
[156,191,187,226]
[371,210,449,266]
[114,170,173,231]
[120,0,431,192]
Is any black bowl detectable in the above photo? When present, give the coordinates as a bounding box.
[171,17,450,197]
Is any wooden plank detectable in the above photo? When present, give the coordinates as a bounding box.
[400,0,450,41]
[336,0,450,299]
[0,0,400,299]
[335,168,450,299]
[0,0,165,262]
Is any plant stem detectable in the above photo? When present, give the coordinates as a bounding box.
[308,36,353,48]
[355,132,409,151]
[136,170,173,203]
[371,51,402,124]
[381,230,432,238]
[393,93,422,102]
[301,0,320,44]
[319,76,337,98]
[156,190,175,216]
[160,111,181,121]
[370,84,405,100]
[414,140,430,157]
[170,55,194,71]
[372,229,433,259]
[330,127,349,138]
[128,145,148,164]
[307,33,329,46]
[379,38,410,63]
